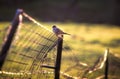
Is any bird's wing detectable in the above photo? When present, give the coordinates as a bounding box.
[54,27,64,34]
[57,28,65,33]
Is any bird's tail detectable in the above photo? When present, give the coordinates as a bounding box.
[63,32,71,35]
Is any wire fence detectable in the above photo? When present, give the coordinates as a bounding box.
[0,9,58,79]
[0,9,113,79]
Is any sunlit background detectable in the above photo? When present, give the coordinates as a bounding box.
[0,0,120,79]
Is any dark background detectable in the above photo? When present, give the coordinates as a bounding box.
[0,0,120,25]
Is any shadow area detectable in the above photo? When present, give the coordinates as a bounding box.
[0,0,120,26]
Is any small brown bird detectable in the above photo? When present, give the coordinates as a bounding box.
[52,25,71,37]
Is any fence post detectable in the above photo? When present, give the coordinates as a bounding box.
[55,37,63,79]
[105,48,109,79]
[0,9,23,70]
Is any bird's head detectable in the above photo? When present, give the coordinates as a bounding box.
[52,25,56,28]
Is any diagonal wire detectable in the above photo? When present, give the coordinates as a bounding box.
[23,12,52,33]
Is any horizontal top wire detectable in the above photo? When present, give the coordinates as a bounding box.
[23,12,53,33]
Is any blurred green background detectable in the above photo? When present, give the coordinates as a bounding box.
[0,0,120,79]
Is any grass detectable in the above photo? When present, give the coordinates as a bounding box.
[44,22,120,53]
[44,22,120,79]
[0,22,120,79]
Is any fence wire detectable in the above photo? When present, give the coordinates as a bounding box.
[0,11,58,79]
[60,41,109,79]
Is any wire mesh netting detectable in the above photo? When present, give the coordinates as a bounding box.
[0,11,58,79]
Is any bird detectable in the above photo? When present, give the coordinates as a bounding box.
[52,25,71,37]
